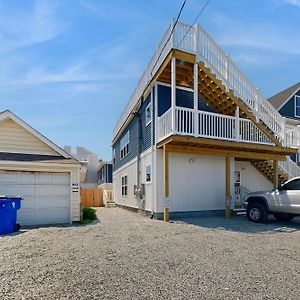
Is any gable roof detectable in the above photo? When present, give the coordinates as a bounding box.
[268,82,300,110]
[0,110,77,160]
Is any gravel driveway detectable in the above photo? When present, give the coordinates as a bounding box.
[1,208,300,300]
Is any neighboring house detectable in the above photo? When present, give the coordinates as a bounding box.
[268,82,300,163]
[97,161,113,205]
[0,110,81,226]
[64,146,100,188]
[112,21,300,220]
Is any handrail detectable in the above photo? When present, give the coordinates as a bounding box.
[157,107,274,145]
[114,21,300,149]
[279,156,300,180]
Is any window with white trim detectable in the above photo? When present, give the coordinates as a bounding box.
[120,131,129,159]
[121,175,128,196]
[295,95,300,118]
[146,165,152,183]
[145,103,152,126]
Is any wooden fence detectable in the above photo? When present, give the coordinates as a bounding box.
[80,188,103,208]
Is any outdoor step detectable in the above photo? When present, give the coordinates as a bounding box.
[105,202,117,208]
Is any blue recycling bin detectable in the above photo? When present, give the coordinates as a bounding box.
[0,196,23,235]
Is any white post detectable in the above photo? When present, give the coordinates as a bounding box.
[225,53,229,82]
[194,24,200,54]
[194,63,198,137]
[282,117,286,146]
[297,125,300,148]
[235,106,240,142]
[171,57,176,133]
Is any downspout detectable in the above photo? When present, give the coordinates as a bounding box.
[134,97,144,208]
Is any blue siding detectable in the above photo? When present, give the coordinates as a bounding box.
[157,84,215,117]
[98,163,113,185]
[279,89,300,120]
[113,93,152,172]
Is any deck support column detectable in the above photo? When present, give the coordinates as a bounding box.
[163,145,169,222]
[193,63,198,136]
[225,156,231,219]
[273,160,278,190]
[235,107,240,142]
[171,57,176,133]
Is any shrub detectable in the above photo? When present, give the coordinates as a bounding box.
[82,207,97,221]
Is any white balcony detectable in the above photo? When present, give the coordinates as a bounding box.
[157,107,300,147]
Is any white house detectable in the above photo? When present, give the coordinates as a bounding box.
[64,146,100,188]
[0,110,81,226]
[112,21,300,220]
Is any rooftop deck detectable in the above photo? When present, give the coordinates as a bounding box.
[113,21,300,150]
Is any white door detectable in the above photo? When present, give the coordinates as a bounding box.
[0,171,70,225]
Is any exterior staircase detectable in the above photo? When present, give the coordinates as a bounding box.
[251,156,300,186]
[251,160,288,185]
[172,22,300,149]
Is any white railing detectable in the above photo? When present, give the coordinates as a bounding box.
[157,109,172,141]
[234,185,251,206]
[174,22,299,148]
[114,21,300,149]
[285,124,300,148]
[279,156,300,180]
[157,107,274,145]
[113,23,174,138]
[198,109,236,141]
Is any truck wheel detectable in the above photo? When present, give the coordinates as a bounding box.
[273,214,294,222]
[247,203,268,223]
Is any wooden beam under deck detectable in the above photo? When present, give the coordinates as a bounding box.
[157,135,296,161]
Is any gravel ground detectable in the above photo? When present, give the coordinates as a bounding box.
[1,208,300,300]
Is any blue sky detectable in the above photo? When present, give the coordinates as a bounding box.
[0,0,299,160]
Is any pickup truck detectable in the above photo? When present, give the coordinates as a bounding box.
[243,177,300,223]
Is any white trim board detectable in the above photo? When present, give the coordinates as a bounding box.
[0,110,78,161]
[277,88,300,111]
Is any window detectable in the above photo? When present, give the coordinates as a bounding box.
[295,95,300,118]
[146,165,152,183]
[112,149,116,166]
[120,131,129,159]
[145,103,152,126]
[282,178,300,190]
[121,175,128,196]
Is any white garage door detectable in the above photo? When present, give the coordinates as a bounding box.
[0,171,70,225]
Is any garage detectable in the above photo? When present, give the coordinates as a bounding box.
[0,171,71,225]
[0,110,81,225]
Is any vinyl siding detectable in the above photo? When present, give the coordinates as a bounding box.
[98,163,113,185]
[235,161,272,192]
[279,89,300,120]
[113,150,153,212]
[113,92,152,172]
[0,119,59,156]
[155,151,232,213]
[157,84,215,117]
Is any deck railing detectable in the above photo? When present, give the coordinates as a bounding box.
[279,156,300,180]
[174,22,298,147]
[114,21,300,149]
[157,107,274,145]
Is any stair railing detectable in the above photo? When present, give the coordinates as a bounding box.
[279,156,300,180]
[174,22,298,147]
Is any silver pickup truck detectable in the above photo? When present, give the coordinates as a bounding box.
[243,177,300,223]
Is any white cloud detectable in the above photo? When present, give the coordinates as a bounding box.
[285,0,300,7]
[0,0,66,54]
